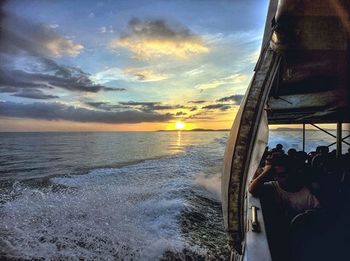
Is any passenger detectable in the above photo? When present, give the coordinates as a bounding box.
[341,148,350,172]
[253,151,275,180]
[296,151,307,164]
[290,170,344,261]
[307,151,317,165]
[275,143,285,154]
[287,148,297,158]
[329,149,336,160]
[249,153,320,221]
[340,168,350,201]
[316,145,329,155]
[345,148,350,159]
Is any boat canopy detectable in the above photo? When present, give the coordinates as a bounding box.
[222,0,350,257]
[263,0,350,124]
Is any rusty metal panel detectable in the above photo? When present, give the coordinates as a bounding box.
[265,0,350,123]
[222,49,280,253]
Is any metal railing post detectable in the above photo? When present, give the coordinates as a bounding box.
[337,122,342,158]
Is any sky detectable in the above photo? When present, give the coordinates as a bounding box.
[0,0,269,131]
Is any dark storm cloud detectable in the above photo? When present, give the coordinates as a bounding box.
[0,12,123,97]
[202,104,231,111]
[0,101,173,124]
[12,89,59,99]
[217,94,244,104]
[119,101,189,112]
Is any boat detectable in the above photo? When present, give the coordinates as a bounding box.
[222,0,350,260]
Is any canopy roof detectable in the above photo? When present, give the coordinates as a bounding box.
[262,0,350,124]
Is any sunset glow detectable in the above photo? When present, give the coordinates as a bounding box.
[175,121,185,130]
[0,1,269,132]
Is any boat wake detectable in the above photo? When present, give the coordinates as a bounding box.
[0,139,229,260]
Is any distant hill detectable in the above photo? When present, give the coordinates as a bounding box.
[157,128,230,132]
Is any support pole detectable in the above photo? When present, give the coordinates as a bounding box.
[337,122,342,158]
[302,123,305,152]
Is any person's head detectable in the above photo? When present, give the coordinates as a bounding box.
[276,144,283,151]
[270,154,293,187]
[311,154,325,169]
[288,148,297,158]
[296,151,308,162]
[316,146,329,156]
[274,165,289,187]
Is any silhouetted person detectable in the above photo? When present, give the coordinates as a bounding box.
[275,143,285,154]
[249,153,318,261]
[249,153,319,221]
[288,148,297,158]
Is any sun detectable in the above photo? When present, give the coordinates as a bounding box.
[175,121,185,130]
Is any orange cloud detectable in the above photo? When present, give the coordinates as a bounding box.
[46,38,83,57]
[110,18,209,59]
[113,38,208,59]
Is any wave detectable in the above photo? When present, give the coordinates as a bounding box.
[194,172,222,201]
[0,140,228,260]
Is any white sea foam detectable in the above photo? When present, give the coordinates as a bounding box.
[194,172,222,201]
[0,157,203,260]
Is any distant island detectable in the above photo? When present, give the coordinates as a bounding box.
[157,127,347,132]
[157,128,230,132]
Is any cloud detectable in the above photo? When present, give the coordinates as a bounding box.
[184,67,204,76]
[0,11,121,97]
[91,67,167,84]
[187,110,215,120]
[85,101,128,111]
[46,38,83,57]
[119,101,189,112]
[99,25,114,34]
[110,18,209,59]
[90,67,134,84]
[0,101,173,124]
[0,62,126,94]
[175,111,187,116]
[217,94,244,105]
[202,104,231,111]
[1,13,83,58]
[195,74,247,90]
[12,89,59,100]
[99,26,107,33]
[188,100,207,104]
[49,24,59,29]
[124,68,168,82]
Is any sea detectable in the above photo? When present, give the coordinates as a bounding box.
[0,129,348,260]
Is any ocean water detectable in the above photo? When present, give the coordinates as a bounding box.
[0,130,348,260]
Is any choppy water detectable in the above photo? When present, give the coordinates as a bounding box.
[0,130,348,260]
